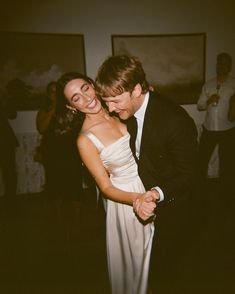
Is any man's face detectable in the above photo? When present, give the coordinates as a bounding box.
[102,91,137,120]
[216,56,231,77]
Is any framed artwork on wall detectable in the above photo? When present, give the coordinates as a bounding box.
[112,33,206,104]
[0,32,86,110]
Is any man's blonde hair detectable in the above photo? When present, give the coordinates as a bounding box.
[96,55,149,97]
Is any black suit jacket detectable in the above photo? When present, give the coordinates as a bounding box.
[137,91,198,205]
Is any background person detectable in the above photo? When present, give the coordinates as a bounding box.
[36,81,84,253]
[0,96,18,214]
[197,52,235,196]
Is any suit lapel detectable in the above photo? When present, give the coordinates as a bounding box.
[126,116,139,163]
[140,92,153,158]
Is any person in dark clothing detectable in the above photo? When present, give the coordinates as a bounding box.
[36,81,85,252]
[0,99,18,203]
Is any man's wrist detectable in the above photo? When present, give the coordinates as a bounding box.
[151,186,164,202]
[151,188,160,202]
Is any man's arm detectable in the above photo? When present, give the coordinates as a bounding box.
[159,113,198,202]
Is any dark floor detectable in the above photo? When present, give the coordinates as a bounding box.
[0,180,234,294]
[0,188,110,294]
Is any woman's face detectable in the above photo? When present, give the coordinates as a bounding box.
[64,78,102,114]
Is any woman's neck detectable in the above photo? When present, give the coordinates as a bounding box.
[86,107,110,123]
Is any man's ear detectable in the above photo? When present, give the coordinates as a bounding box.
[132,83,142,98]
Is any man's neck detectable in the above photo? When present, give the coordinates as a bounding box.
[135,92,149,119]
[134,93,146,112]
[217,74,229,84]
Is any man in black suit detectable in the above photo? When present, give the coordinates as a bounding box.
[96,55,199,293]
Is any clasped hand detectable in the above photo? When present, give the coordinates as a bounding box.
[208,93,220,105]
[133,190,159,221]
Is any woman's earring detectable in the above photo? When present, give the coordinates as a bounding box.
[66,104,77,114]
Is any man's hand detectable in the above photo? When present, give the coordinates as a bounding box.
[207,94,220,106]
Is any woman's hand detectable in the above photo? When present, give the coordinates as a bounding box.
[133,191,157,221]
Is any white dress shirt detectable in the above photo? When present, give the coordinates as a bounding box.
[197,76,235,131]
[134,92,164,202]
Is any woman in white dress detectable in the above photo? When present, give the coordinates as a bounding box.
[57,72,157,294]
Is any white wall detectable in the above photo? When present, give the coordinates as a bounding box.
[1,0,235,132]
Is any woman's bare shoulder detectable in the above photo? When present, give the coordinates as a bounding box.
[77,126,98,146]
[77,130,89,143]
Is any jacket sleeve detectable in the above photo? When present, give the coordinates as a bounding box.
[160,112,198,202]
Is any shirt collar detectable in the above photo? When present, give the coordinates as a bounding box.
[135,91,149,121]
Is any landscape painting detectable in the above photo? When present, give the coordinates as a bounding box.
[0,32,86,110]
[112,33,206,104]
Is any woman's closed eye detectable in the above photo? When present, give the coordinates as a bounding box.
[81,84,90,93]
[72,95,80,103]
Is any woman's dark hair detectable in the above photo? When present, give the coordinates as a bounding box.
[57,72,95,94]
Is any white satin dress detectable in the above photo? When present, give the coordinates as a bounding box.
[85,132,155,294]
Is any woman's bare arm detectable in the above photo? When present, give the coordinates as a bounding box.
[77,134,143,205]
